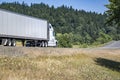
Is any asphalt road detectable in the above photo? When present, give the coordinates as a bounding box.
[103,41,120,48]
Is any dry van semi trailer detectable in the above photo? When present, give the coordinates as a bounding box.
[0,9,57,47]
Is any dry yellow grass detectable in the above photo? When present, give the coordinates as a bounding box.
[0,47,120,80]
[16,41,23,47]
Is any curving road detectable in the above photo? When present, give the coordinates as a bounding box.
[103,41,120,48]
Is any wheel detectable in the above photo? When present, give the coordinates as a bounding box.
[11,39,16,46]
[37,41,41,47]
[2,39,8,46]
[41,41,44,47]
[26,41,31,47]
[44,42,48,47]
[7,39,12,46]
[0,39,2,45]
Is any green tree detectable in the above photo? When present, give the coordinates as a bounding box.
[96,32,112,44]
[106,0,120,25]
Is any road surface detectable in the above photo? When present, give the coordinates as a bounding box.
[103,41,120,48]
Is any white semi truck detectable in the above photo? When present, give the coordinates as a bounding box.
[0,9,57,47]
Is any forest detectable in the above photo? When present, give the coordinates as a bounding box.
[0,2,119,47]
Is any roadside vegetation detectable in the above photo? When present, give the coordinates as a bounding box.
[0,49,120,80]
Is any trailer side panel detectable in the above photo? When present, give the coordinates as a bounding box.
[0,9,48,40]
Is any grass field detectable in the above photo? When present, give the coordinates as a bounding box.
[0,47,120,80]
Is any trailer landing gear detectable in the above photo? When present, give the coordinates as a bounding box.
[22,40,25,47]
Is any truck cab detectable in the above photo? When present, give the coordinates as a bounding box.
[48,24,57,47]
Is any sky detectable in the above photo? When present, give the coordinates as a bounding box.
[0,0,109,14]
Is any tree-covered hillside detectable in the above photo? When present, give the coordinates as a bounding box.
[0,2,119,47]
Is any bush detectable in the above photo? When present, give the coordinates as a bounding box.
[56,33,73,48]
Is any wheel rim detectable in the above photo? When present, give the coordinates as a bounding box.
[12,39,16,46]
[8,40,11,46]
[42,41,44,47]
[13,42,16,46]
[45,42,48,47]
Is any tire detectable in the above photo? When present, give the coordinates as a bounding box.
[7,39,12,46]
[2,39,8,46]
[26,41,31,47]
[44,42,48,47]
[11,39,16,46]
[37,41,41,47]
[41,41,44,47]
[0,39,2,45]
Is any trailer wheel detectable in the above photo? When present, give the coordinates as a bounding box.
[2,39,8,46]
[7,39,12,46]
[37,41,41,47]
[11,39,16,46]
[0,39,2,45]
[44,42,48,47]
[41,41,44,47]
[26,41,31,47]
